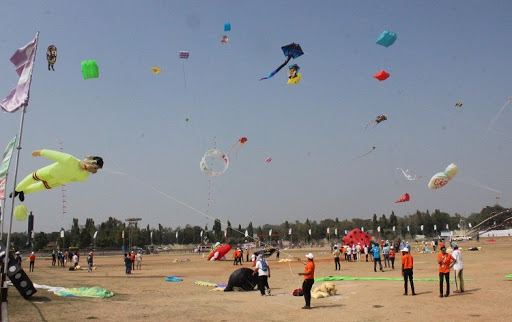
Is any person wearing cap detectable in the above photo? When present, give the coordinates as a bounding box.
[298,253,315,309]
[10,150,103,202]
[253,254,271,296]
[15,251,23,267]
[451,245,464,293]
[389,246,396,270]
[371,243,383,272]
[332,246,341,270]
[437,246,456,297]
[383,243,390,268]
[87,252,94,272]
[29,252,36,272]
[401,247,416,295]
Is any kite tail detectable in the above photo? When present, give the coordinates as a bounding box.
[358,146,376,158]
[259,56,292,81]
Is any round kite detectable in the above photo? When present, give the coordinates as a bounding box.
[14,204,29,221]
[200,149,229,176]
[342,228,371,246]
[207,243,232,261]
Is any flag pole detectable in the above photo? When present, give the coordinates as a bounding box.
[2,104,28,320]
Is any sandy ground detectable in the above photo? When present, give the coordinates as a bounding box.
[6,237,512,321]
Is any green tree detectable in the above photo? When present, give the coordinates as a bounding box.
[78,228,92,249]
[34,232,49,251]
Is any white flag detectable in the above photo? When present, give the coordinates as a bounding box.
[308,229,311,235]
[1,32,40,113]
[392,226,395,232]
[0,135,17,200]
[434,224,437,231]
[468,223,472,228]
[335,228,337,235]
[421,225,424,231]
[446,224,449,230]
[245,230,248,237]
[377,226,381,232]
[60,230,64,238]
[288,228,292,235]
[122,230,124,239]
[269,229,272,236]
[200,230,203,237]
[31,230,34,239]
[93,231,98,239]
[327,227,330,234]
[407,225,410,232]
[361,227,364,232]
[457,224,460,228]
[224,230,227,237]
[176,231,178,239]
[151,231,153,238]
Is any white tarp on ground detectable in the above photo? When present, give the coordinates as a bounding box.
[479,229,512,237]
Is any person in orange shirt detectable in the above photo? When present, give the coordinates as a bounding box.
[401,247,416,295]
[298,253,315,309]
[437,246,456,297]
[130,251,136,270]
[389,246,396,270]
[29,252,36,272]
[233,249,239,265]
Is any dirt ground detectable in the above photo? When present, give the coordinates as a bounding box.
[6,237,512,321]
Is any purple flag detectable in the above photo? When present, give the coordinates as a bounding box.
[0,32,39,113]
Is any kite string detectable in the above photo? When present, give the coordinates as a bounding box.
[487,98,511,133]
[182,62,187,89]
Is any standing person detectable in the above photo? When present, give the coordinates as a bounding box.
[389,246,396,270]
[437,246,456,297]
[401,247,416,295]
[253,254,271,296]
[29,252,36,272]
[87,252,94,272]
[352,244,357,261]
[333,246,341,270]
[431,239,436,252]
[124,253,131,274]
[52,251,57,267]
[355,243,362,262]
[364,244,369,262]
[15,251,23,267]
[246,248,249,262]
[130,251,136,270]
[73,253,79,268]
[383,244,390,268]
[371,243,383,272]
[298,253,315,309]
[233,249,239,265]
[251,252,257,266]
[451,245,464,293]
[346,244,352,262]
[136,251,142,270]
[276,249,280,261]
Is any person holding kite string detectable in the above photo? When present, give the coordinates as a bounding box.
[11,149,103,202]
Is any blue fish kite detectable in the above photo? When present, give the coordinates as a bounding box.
[260,43,304,80]
[376,30,397,47]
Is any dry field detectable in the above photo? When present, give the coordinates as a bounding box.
[7,237,512,321]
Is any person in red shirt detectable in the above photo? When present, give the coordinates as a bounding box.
[29,252,36,272]
[389,246,396,270]
[130,251,136,270]
[298,253,315,309]
[437,246,456,297]
[401,247,416,295]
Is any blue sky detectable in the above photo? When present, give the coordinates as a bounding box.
[1,1,511,233]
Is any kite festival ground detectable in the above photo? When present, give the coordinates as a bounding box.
[8,237,512,321]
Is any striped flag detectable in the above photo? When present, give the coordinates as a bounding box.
[0,135,17,200]
[179,51,189,59]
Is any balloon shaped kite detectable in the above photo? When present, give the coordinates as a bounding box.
[364,114,387,130]
[14,204,29,221]
[395,193,410,203]
[376,30,397,48]
[373,70,390,81]
[342,228,371,246]
[208,243,232,261]
[10,150,103,202]
[200,149,229,176]
[228,137,247,160]
[81,60,99,79]
[151,67,162,74]
[287,64,302,85]
[46,45,57,71]
[260,43,304,80]
[428,163,458,190]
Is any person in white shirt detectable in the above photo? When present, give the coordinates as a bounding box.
[73,253,79,268]
[136,251,142,270]
[346,245,352,262]
[253,254,271,296]
[355,243,362,262]
[451,245,464,292]
[364,244,369,262]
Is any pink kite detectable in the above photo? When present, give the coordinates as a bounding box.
[228,137,247,160]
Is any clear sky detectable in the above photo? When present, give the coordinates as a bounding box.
[1,1,511,233]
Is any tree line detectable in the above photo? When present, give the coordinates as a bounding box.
[8,204,508,251]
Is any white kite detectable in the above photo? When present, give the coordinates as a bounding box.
[397,168,423,181]
[428,163,458,190]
